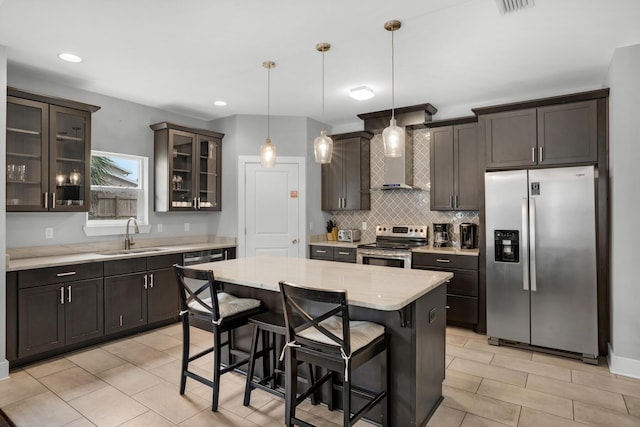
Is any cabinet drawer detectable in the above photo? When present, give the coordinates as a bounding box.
[147,253,183,270]
[448,269,478,297]
[310,246,334,260]
[446,295,478,324]
[333,248,356,263]
[412,252,478,270]
[104,257,147,276]
[18,262,103,288]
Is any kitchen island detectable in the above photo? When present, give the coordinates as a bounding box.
[189,256,452,426]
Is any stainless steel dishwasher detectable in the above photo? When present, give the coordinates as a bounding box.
[182,248,232,266]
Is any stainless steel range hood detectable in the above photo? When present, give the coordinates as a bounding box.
[374,127,421,190]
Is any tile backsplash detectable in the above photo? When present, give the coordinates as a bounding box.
[332,128,480,246]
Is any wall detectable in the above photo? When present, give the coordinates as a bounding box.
[0,45,8,379]
[333,128,479,245]
[606,43,640,377]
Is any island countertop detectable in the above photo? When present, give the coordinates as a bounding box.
[189,255,452,311]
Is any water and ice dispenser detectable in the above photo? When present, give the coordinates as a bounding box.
[494,230,519,263]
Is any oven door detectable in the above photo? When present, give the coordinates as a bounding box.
[357,250,411,269]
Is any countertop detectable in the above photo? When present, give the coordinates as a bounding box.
[310,241,479,256]
[189,255,453,311]
[6,242,235,272]
[308,241,360,248]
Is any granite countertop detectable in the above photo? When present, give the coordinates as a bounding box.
[189,255,452,311]
[412,246,480,256]
[308,241,361,248]
[7,242,236,272]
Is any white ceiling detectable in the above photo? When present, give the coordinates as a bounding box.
[1,0,639,129]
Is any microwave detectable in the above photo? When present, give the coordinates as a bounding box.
[337,229,361,242]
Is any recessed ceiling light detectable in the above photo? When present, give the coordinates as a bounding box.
[58,53,82,63]
[349,86,375,101]
[214,100,227,106]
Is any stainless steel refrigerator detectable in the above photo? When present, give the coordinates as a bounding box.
[485,165,598,360]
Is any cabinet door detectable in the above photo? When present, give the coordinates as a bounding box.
[537,100,597,165]
[147,267,180,324]
[18,283,65,357]
[321,143,344,210]
[169,129,196,210]
[65,278,104,345]
[310,245,334,260]
[6,97,49,211]
[454,123,479,210]
[429,127,455,210]
[196,134,222,210]
[104,272,148,334]
[484,109,537,168]
[49,105,91,211]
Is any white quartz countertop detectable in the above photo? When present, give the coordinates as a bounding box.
[189,256,453,311]
[308,241,360,248]
[7,242,235,272]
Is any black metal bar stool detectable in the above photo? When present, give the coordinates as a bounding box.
[242,311,318,406]
[173,264,263,412]
[279,280,389,427]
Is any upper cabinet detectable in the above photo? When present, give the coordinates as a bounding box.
[475,90,607,170]
[429,120,479,211]
[151,122,223,212]
[321,131,372,211]
[6,88,100,212]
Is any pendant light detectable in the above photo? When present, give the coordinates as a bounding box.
[313,42,333,164]
[260,61,277,168]
[382,20,405,158]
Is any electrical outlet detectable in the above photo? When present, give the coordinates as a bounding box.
[45,227,54,239]
[362,221,367,230]
[157,224,163,233]
[184,223,190,232]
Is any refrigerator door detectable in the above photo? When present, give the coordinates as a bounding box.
[485,170,530,344]
[528,166,598,356]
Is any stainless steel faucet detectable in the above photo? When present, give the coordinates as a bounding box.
[125,217,139,250]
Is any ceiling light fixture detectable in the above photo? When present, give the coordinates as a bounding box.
[313,42,333,164]
[349,86,375,101]
[382,20,405,158]
[495,0,534,14]
[58,53,82,63]
[260,61,276,168]
[214,100,227,106]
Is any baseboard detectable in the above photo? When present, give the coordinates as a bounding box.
[607,343,640,379]
[0,359,8,381]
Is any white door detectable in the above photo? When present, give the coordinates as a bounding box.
[238,156,306,258]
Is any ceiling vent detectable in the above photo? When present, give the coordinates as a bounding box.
[495,0,534,15]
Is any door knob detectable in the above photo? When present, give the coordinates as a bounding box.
[292,239,298,244]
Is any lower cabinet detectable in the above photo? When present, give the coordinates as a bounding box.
[309,245,357,263]
[17,262,104,358]
[412,252,479,327]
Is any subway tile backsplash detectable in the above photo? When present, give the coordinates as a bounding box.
[332,128,479,246]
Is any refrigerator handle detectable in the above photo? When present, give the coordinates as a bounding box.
[529,197,537,292]
[522,198,529,291]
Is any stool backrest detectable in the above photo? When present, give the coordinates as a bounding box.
[279,280,351,354]
[174,264,222,322]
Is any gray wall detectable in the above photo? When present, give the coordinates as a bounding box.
[607,43,640,374]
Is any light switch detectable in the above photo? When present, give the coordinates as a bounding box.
[157,224,163,233]
[184,223,190,232]
[45,227,54,239]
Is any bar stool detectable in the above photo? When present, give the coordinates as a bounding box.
[173,265,263,412]
[242,311,318,406]
[279,280,389,427]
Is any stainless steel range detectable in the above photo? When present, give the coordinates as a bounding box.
[357,224,428,269]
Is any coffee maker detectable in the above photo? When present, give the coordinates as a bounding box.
[460,223,478,249]
[432,223,452,247]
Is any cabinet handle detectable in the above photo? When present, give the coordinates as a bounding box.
[532,147,536,163]
[149,273,154,289]
[435,258,451,263]
[316,250,328,254]
[224,250,228,260]
[44,192,48,209]
[338,251,350,255]
[67,285,72,303]
[56,271,77,277]
[445,305,451,309]
[119,315,123,327]
[60,287,64,304]
[52,192,56,209]
[539,146,543,163]
[143,275,148,289]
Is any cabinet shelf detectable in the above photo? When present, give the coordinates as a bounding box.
[6,152,42,159]
[172,188,191,192]
[199,172,217,176]
[173,168,191,173]
[55,135,84,142]
[7,180,40,185]
[7,127,41,136]
[56,157,85,164]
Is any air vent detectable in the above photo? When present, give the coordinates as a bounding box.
[495,0,534,14]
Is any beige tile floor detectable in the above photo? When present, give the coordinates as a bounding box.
[1,324,639,426]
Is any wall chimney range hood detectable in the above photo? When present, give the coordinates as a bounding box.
[358,103,437,191]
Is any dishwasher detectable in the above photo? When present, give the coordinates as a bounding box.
[182,248,231,266]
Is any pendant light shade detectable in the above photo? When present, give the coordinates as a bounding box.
[382,20,404,158]
[260,61,277,168]
[313,42,333,164]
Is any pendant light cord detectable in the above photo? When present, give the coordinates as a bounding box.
[321,49,326,132]
[391,28,396,121]
[267,65,271,140]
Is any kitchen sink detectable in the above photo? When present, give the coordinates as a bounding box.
[98,247,168,256]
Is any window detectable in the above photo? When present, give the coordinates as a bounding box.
[84,151,150,236]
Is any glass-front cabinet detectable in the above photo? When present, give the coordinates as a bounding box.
[6,88,100,212]
[151,122,223,212]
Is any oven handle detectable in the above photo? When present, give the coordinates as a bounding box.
[358,251,410,261]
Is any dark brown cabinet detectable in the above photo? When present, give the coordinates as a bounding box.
[6,88,100,212]
[429,122,479,211]
[151,122,223,212]
[309,245,357,263]
[104,253,182,334]
[17,263,104,358]
[482,100,598,169]
[412,252,479,328]
[321,131,371,211]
